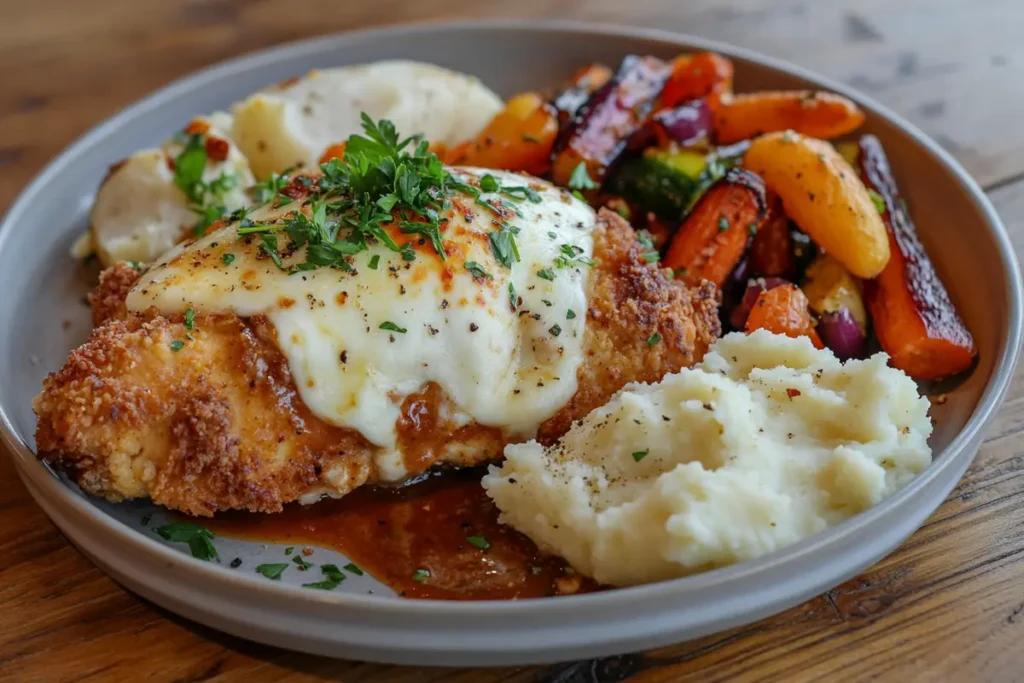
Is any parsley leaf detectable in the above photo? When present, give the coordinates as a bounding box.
[632,450,650,462]
[343,563,364,576]
[568,162,599,191]
[489,228,519,269]
[222,253,235,265]
[169,340,185,352]
[566,309,577,320]
[380,321,407,333]
[154,523,217,561]
[647,332,662,347]
[413,568,431,582]
[508,282,518,311]
[868,188,887,214]
[292,555,313,570]
[256,563,288,580]
[466,535,491,550]
[465,261,492,280]
[184,308,195,330]
[172,135,208,204]
[537,269,556,281]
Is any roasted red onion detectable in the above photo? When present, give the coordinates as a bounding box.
[818,307,866,360]
[653,99,712,147]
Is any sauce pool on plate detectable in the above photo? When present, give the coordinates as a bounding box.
[203,468,597,600]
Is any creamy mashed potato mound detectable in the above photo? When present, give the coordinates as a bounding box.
[482,330,933,587]
[231,61,504,179]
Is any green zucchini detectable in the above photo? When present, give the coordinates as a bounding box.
[607,148,706,221]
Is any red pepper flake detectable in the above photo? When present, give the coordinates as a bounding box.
[786,388,801,398]
[205,136,230,162]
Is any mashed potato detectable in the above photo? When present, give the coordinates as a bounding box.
[231,61,504,179]
[482,330,933,587]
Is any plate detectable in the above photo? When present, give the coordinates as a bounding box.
[0,19,1020,667]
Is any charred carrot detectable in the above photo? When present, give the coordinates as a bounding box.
[664,168,768,288]
[445,92,559,176]
[318,142,347,164]
[748,195,794,278]
[745,283,824,348]
[658,52,734,110]
[854,135,976,379]
[551,55,671,188]
[714,90,865,144]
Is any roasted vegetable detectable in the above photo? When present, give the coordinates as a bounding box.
[818,308,866,360]
[664,168,768,288]
[649,99,712,148]
[714,90,865,144]
[551,64,613,127]
[748,195,794,278]
[744,283,824,348]
[801,253,868,332]
[658,52,734,110]
[551,55,671,188]
[730,276,789,330]
[743,130,890,278]
[853,134,976,379]
[607,148,706,221]
[445,92,558,176]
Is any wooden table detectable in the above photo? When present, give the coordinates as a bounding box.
[3,1,1024,680]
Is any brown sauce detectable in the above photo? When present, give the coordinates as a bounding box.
[204,468,599,600]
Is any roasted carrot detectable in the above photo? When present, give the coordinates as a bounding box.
[658,52,734,110]
[663,168,767,288]
[714,90,865,144]
[318,142,347,164]
[744,284,824,348]
[748,195,794,278]
[550,55,671,188]
[853,135,976,380]
[445,92,558,176]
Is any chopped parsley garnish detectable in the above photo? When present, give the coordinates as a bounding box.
[154,523,218,561]
[522,134,541,143]
[169,340,185,352]
[568,162,600,191]
[380,321,407,333]
[222,253,235,265]
[508,282,518,311]
[343,563,364,576]
[748,223,759,236]
[172,135,208,204]
[250,171,291,204]
[718,216,730,232]
[537,268,556,281]
[368,254,380,270]
[127,260,144,272]
[466,535,491,550]
[480,174,500,193]
[413,568,431,582]
[292,555,313,570]
[632,450,650,462]
[549,324,562,337]
[184,307,195,330]
[530,565,544,576]
[501,185,543,204]
[284,546,294,555]
[140,514,151,527]
[256,563,288,580]
[637,230,659,264]
[304,564,346,590]
[647,332,662,347]
[868,188,886,214]
[489,228,520,269]
[571,190,586,202]
[566,309,577,320]
[465,261,492,280]
[541,299,553,307]
[554,243,595,269]
[547,231,557,239]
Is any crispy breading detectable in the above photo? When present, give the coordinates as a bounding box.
[35,209,720,515]
[88,261,141,327]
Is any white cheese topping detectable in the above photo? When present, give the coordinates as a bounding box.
[127,169,595,482]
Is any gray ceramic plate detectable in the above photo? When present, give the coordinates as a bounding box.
[0,19,1020,667]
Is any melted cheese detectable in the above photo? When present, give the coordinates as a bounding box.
[127,169,596,482]
[231,61,504,179]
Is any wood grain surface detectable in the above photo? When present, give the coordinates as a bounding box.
[3,1,1024,681]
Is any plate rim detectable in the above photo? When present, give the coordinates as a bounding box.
[1,17,1021,619]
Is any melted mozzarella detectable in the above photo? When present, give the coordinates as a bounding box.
[231,61,504,179]
[90,114,255,266]
[127,169,595,482]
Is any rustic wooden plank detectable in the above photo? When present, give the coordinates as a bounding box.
[3,1,1024,681]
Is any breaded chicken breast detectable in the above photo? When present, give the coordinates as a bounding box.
[36,185,719,516]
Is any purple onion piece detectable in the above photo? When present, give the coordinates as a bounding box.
[818,308,866,360]
[654,99,712,147]
[729,277,789,330]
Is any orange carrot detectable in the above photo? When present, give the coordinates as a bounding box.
[658,52,734,110]
[748,195,794,278]
[318,142,347,164]
[663,168,767,288]
[444,92,558,176]
[854,135,976,379]
[714,90,865,144]
[744,284,824,348]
